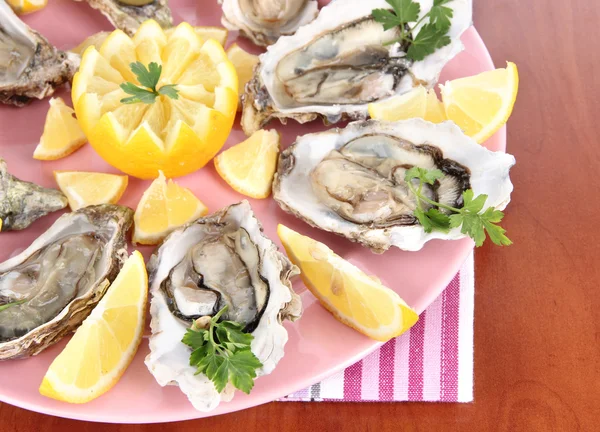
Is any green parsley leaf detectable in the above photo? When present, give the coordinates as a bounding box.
[119,62,178,105]
[389,0,420,24]
[429,0,454,29]
[371,8,404,31]
[406,167,512,247]
[157,84,179,100]
[407,22,451,61]
[183,306,263,395]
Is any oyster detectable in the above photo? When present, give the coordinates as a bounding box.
[219,0,318,47]
[145,201,301,412]
[241,0,472,134]
[0,158,68,231]
[76,0,173,36]
[0,0,79,106]
[273,119,515,253]
[0,204,133,360]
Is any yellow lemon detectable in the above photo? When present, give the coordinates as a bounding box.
[54,171,128,211]
[277,225,419,342]
[368,86,427,122]
[133,171,208,245]
[72,20,238,179]
[424,89,447,123]
[214,129,280,199]
[6,0,46,14]
[39,251,148,404]
[226,43,259,110]
[33,98,87,161]
[441,62,519,143]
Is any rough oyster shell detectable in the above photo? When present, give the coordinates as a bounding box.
[0,204,133,360]
[76,0,173,36]
[241,0,472,135]
[145,200,301,412]
[272,119,515,253]
[0,0,79,106]
[219,0,318,47]
[0,158,68,231]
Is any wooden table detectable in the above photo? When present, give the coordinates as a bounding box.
[2,0,599,430]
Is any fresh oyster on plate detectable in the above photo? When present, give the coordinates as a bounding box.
[0,204,133,360]
[273,119,515,253]
[0,0,79,106]
[0,158,68,231]
[76,0,172,36]
[145,201,301,412]
[219,0,318,47]
[241,0,472,134]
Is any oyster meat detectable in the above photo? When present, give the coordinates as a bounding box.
[0,0,79,106]
[0,204,133,360]
[0,158,68,231]
[219,0,318,47]
[273,119,515,252]
[145,201,301,412]
[76,0,173,36]
[242,0,472,134]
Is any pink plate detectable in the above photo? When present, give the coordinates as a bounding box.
[0,0,504,423]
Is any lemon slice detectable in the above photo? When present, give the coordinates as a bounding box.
[424,89,447,123]
[226,43,259,110]
[368,86,427,122]
[72,21,238,179]
[441,62,519,143]
[277,225,418,341]
[33,98,87,161]
[214,129,280,199]
[54,171,128,211]
[6,0,46,14]
[39,251,148,404]
[133,171,208,245]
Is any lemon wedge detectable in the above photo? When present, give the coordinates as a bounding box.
[33,98,87,161]
[54,171,128,211]
[226,43,259,110]
[277,225,419,341]
[441,62,519,143]
[214,129,280,199]
[39,251,148,404]
[368,86,427,121]
[6,0,46,14]
[424,89,447,123]
[133,171,208,245]
[72,21,238,179]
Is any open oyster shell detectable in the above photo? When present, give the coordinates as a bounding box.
[273,119,515,253]
[0,204,133,360]
[76,0,173,36]
[0,0,79,106]
[0,158,68,231]
[219,0,318,47]
[242,0,472,134]
[145,201,301,412]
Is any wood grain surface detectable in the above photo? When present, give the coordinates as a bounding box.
[2,0,599,430]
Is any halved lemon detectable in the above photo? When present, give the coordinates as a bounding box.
[72,20,238,179]
[133,171,208,245]
[214,129,280,199]
[54,171,128,211]
[441,62,519,143]
[39,251,148,404]
[226,43,259,110]
[33,98,87,161]
[277,225,419,341]
[6,0,46,14]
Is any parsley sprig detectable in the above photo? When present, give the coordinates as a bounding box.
[120,61,179,105]
[182,306,263,394]
[405,167,512,247]
[372,0,454,61]
[0,299,27,313]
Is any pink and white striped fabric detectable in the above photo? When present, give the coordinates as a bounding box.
[281,253,474,403]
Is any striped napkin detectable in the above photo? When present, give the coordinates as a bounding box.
[281,253,474,402]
